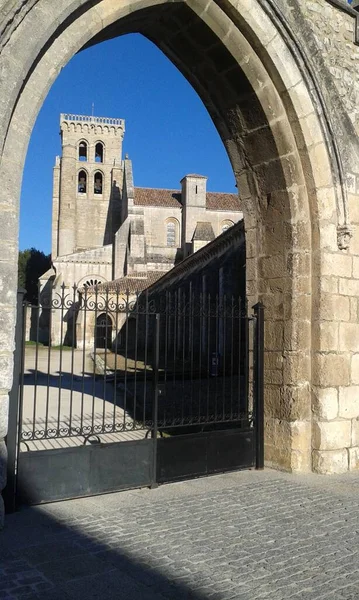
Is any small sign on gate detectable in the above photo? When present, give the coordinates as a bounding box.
[211,352,219,377]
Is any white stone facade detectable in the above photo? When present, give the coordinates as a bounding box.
[44,113,243,297]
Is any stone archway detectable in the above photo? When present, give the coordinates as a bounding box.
[95,313,113,350]
[1,0,356,523]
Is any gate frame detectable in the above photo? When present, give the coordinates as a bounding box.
[4,290,26,513]
[254,302,264,470]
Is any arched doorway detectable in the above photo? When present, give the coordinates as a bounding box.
[95,313,112,349]
[0,0,354,493]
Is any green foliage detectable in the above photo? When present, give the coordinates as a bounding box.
[17,248,31,290]
[18,248,51,304]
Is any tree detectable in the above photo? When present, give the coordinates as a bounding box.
[17,249,31,290]
[18,248,51,304]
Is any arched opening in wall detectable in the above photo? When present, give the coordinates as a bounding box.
[78,141,88,161]
[82,278,103,289]
[12,0,326,478]
[94,172,103,195]
[78,170,87,194]
[165,218,179,247]
[19,34,236,265]
[95,313,112,349]
[95,142,104,163]
[77,277,105,317]
[221,220,234,234]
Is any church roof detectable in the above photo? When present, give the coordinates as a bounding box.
[91,271,165,293]
[206,192,240,211]
[134,188,181,207]
[134,187,240,211]
[193,222,215,241]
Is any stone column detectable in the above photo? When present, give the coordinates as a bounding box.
[0,197,18,527]
[312,187,359,473]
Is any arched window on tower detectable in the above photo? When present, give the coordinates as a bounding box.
[95,142,104,163]
[78,170,87,193]
[78,141,87,161]
[94,172,103,195]
[166,218,179,247]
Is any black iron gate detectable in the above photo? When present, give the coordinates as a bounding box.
[5,285,264,511]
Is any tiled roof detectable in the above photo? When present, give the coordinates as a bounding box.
[193,222,215,241]
[206,192,241,211]
[134,187,240,211]
[134,188,181,208]
[91,271,164,293]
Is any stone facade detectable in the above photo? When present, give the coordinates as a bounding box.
[77,218,246,352]
[293,0,359,129]
[45,112,242,298]
[39,113,242,347]
[2,0,359,525]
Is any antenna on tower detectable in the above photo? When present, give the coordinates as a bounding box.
[91,102,95,117]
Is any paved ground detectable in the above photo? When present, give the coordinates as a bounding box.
[2,468,359,599]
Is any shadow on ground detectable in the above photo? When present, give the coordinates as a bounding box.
[1,494,211,600]
[22,368,247,434]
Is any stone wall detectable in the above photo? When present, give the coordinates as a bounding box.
[273,0,359,175]
[261,0,359,473]
[142,206,182,247]
[300,0,359,129]
[141,204,242,249]
[310,194,359,473]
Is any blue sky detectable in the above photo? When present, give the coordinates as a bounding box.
[20,34,236,254]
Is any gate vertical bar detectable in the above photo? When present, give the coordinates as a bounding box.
[4,289,26,513]
[151,313,160,488]
[243,298,249,416]
[253,302,264,470]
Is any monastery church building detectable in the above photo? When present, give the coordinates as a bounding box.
[41,113,243,322]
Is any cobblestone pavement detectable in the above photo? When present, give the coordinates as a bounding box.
[2,469,359,599]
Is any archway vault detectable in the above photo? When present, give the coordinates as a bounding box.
[0,0,352,512]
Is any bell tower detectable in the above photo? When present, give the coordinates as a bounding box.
[53,113,125,258]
